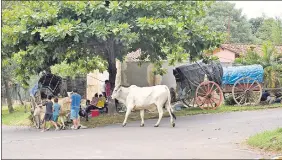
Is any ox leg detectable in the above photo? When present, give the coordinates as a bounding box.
[140,110,145,127]
[165,102,175,127]
[60,117,65,130]
[122,108,132,127]
[167,108,175,127]
[154,105,163,127]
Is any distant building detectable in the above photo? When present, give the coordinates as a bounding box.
[86,49,188,98]
[213,43,282,66]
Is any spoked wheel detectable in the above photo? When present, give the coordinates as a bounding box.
[181,87,199,108]
[195,81,223,110]
[232,77,262,106]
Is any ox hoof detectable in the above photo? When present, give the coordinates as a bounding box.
[154,125,159,127]
[140,124,144,127]
[122,123,127,127]
[172,123,175,127]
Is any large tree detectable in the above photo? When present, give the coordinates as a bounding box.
[2,1,223,92]
[255,17,282,45]
[201,1,254,44]
[1,59,16,113]
[249,16,265,35]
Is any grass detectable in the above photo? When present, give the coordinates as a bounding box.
[247,128,282,154]
[2,103,281,128]
[81,104,282,128]
[2,105,32,126]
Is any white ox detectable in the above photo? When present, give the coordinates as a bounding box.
[111,85,176,127]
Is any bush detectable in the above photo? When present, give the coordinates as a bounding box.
[224,95,236,105]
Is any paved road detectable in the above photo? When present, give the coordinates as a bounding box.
[2,108,282,159]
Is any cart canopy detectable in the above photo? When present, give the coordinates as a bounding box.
[173,60,223,91]
[38,73,62,96]
[222,64,264,85]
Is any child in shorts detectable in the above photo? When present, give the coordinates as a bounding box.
[41,95,59,132]
[53,97,61,129]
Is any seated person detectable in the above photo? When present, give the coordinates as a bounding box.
[79,104,88,121]
[85,93,99,113]
[96,94,108,113]
[261,90,270,101]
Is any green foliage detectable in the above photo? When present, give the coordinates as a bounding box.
[224,95,236,105]
[2,1,223,85]
[235,41,282,88]
[201,1,254,44]
[51,58,107,79]
[2,105,31,126]
[247,128,282,153]
[249,17,265,35]
[255,17,282,45]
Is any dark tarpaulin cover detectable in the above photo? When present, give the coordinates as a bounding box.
[173,60,223,91]
[38,73,62,96]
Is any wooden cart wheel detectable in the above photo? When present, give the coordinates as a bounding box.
[182,87,199,108]
[232,77,262,106]
[195,81,223,110]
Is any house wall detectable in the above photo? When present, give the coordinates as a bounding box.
[86,71,108,100]
[86,59,191,100]
[119,61,188,89]
[214,48,236,63]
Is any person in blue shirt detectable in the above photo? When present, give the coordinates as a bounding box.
[69,88,81,130]
[53,97,61,128]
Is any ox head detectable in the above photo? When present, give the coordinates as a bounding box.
[111,85,130,104]
[111,85,122,100]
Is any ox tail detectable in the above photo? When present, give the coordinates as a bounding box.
[165,86,176,120]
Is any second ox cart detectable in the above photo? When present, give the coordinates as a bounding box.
[173,60,263,110]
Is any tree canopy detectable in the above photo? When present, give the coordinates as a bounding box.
[254,17,282,45]
[2,1,223,90]
[201,1,254,44]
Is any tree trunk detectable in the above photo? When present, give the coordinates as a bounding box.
[4,78,14,113]
[108,60,117,91]
[16,86,24,105]
[106,39,118,114]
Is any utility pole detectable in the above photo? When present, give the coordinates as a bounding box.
[227,12,231,43]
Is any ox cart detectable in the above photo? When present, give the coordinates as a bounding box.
[173,60,264,110]
[30,73,63,128]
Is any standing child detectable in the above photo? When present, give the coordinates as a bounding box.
[53,97,61,129]
[41,95,59,132]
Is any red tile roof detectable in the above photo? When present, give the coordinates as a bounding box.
[125,44,282,62]
[220,44,282,56]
